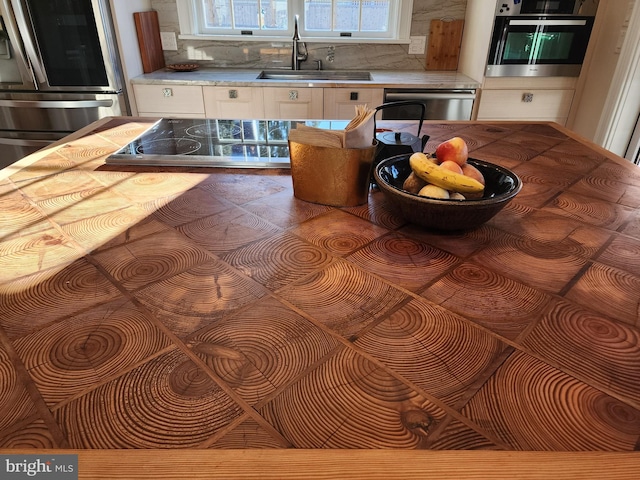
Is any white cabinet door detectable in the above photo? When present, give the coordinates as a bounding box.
[133,84,205,117]
[323,88,384,119]
[203,86,265,119]
[477,89,575,125]
[263,87,324,119]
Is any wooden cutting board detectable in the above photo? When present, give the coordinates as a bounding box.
[425,19,465,71]
[134,11,165,73]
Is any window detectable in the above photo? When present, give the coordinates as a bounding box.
[176,0,413,43]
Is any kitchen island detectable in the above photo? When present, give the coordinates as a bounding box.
[1,117,639,478]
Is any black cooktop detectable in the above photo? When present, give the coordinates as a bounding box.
[106,118,348,168]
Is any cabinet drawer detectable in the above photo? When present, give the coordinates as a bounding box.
[203,86,265,119]
[324,88,384,119]
[133,84,205,115]
[263,87,324,119]
[477,89,574,122]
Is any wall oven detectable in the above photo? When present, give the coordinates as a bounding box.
[486,0,599,77]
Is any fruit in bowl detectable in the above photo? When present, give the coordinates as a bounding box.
[374,142,522,232]
[435,136,469,166]
[405,137,486,201]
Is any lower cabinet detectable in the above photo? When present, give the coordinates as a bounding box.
[477,89,575,125]
[323,88,384,120]
[133,84,205,118]
[263,87,324,119]
[133,83,382,121]
[203,86,265,119]
[476,77,577,125]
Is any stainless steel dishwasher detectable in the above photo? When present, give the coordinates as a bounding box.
[382,89,476,121]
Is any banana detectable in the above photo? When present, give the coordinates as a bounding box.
[409,152,485,194]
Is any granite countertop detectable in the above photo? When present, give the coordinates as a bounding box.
[131,68,481,89]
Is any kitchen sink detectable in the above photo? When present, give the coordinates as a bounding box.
[257,70,372,81]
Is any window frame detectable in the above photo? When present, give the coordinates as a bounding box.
[176,0,414,44]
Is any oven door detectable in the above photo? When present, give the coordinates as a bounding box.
[486,16,594,77]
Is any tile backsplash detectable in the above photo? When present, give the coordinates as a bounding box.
[150,0,467,71]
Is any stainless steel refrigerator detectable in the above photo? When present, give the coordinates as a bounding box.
[0,0,129,168]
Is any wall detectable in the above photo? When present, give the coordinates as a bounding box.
[568,0,637,144]
[110,0,153,115]
[149,0,467,70]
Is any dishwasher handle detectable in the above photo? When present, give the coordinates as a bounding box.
[385,91,476,101]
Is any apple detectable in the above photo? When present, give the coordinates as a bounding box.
[439,160,463,174]
[418,184,450,199]
[461,163,485,186]
[435,137,469,166]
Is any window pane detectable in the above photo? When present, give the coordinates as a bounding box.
[233,0,260,28]
[361,0,389,32]
[305,0,332,31]
[334,0,359,31]
[260,0,288,30]
[203,0,232,28]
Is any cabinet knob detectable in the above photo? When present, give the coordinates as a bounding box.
[229,89,238,99]
[289,90,299,100]
[350,92,358,101]
[162,88,173,97]
[522,93,534,103]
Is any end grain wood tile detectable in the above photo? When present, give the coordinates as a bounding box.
[354,297,509,407]
[461,350,640,451]
[258,346,447,449]
[188,296,342,405]
[54,348,245,449]
[421,262,552,340]
[345,232,459,292]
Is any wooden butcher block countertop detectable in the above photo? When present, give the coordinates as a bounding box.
[1,117,639,479]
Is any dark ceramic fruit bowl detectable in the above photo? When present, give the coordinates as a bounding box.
[373,154,522,232]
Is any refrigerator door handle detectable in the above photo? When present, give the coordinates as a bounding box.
[9,0,46,83]
[0,99,114,108]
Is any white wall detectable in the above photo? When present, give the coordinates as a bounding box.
[568,0,638,153]
[110,0,153,116]
[458,0,496,83]
[595,0,640,157]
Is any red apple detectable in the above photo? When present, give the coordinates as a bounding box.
[435,137,469,166]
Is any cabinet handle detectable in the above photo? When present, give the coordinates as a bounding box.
[289,90,298,100]
[162,88,173,97]
[522,93,534,103]
[350,92,358,101]
[229,89,238,99]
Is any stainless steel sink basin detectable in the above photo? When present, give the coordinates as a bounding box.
[257,70,372,81]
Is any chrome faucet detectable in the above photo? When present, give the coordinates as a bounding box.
[292,15,308,70]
